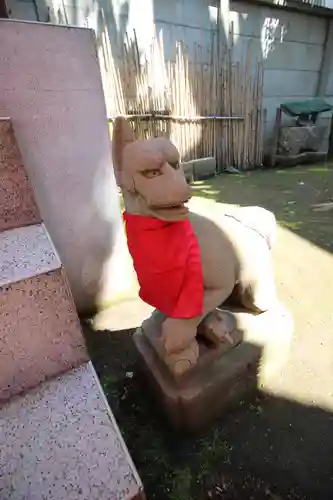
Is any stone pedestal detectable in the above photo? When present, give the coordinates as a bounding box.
[134,329,261,432]
[133,305,293,432]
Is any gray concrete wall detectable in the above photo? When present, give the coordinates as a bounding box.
[5,0,333,145]
[229,3,325,122]
[153,0,218,62]
[5,0,219,60]
[228,2,333,145]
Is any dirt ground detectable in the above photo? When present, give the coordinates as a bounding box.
[83,164,333,500]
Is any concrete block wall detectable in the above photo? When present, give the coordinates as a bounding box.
[153,0,218,62]
[4,0,219,60]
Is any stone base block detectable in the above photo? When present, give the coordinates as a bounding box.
[133,329,261,432]
[192,157,216,180]
[181,161,194,183]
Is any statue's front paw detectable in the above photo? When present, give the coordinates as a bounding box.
[162,317,197,355]
[164,340,199,378]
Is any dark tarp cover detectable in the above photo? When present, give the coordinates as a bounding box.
[280,98,333,117]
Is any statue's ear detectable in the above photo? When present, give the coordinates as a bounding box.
[111,116,135,185]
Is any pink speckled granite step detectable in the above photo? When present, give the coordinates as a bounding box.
[0,119,89,404]
[0,119,41,232]
[0,362,145,500]
[0,223,89,405]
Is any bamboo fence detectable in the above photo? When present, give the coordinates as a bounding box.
[98,25,264,171]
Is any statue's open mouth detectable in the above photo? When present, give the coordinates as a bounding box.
[150,200,189,220]
[151,200,190,217]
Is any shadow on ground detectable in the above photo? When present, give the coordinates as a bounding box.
[192,164,333,254]
[83,325,333,500]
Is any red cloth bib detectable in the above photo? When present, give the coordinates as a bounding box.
[123,212,204,318]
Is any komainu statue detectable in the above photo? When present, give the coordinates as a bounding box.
[112,117,291,383]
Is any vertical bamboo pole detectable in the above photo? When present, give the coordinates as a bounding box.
[243,41,252,169]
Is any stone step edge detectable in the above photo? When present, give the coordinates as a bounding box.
[89,361,144,493]
[0,361,145,500]
[0,223,62,288]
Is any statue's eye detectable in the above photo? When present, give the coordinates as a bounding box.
[142,169,161,178]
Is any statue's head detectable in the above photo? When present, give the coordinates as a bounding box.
[112,117,191,221]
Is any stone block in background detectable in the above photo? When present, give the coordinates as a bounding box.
[278,125,328,156]
[181,160,194,183]
[181,157,216,182]
[192,157,216,180]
